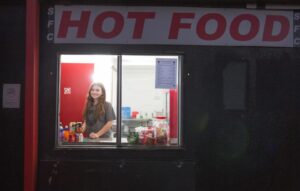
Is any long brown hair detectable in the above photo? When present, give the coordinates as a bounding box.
[83,82,106,120]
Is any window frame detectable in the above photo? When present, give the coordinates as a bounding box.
[55,53,183,149]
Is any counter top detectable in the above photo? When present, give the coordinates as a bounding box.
[83,137,128,143]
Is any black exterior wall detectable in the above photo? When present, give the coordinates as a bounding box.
[1,1,300,191]
[0,4,25,191]
[37,4,300,191]
[38,47,300,191]
[41,0,300,6]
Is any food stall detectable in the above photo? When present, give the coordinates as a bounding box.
[35,2,300,191]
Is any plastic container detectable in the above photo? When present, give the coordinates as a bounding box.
[122,107,131,119]
[59,126,64,142]
[153,116,169,145]
[63,126,69,142]
[131,111,139,118]
[59,122,64,142]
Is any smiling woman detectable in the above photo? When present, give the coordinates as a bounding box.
[81,82,116,139]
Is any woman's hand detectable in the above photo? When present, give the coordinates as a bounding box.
[89,121,113,139]
[89,132,99,139]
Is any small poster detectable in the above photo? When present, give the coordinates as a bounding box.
[2,84,21,108]
[155,58,177,89]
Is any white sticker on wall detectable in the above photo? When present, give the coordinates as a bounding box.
[64,87,71,94]
[2,83,21,108]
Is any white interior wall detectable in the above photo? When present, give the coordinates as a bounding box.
[122,65,166,117]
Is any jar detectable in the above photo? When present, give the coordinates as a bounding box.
[153,116,169,145]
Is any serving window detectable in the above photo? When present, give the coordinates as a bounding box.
[57,54,181,148]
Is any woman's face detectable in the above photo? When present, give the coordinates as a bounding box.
[90,85,103,100]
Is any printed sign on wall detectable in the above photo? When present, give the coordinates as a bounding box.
[2,84,21,108]
[155,58,177,89]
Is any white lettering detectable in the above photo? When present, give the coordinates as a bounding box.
[48,7,54,15]
[47,33,54,41]
[294,12,300,20]
[294,25,300,33]
[47,20,54,28]
[294,37,300,45]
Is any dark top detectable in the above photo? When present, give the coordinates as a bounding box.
[85,102,116,138]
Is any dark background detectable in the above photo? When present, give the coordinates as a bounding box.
[1,1,300,191]
[0,3,25,191]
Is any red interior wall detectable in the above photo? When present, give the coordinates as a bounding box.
[60,63,94,126]
[169,89,178,138]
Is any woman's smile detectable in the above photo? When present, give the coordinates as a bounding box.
[90,85,102,99]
